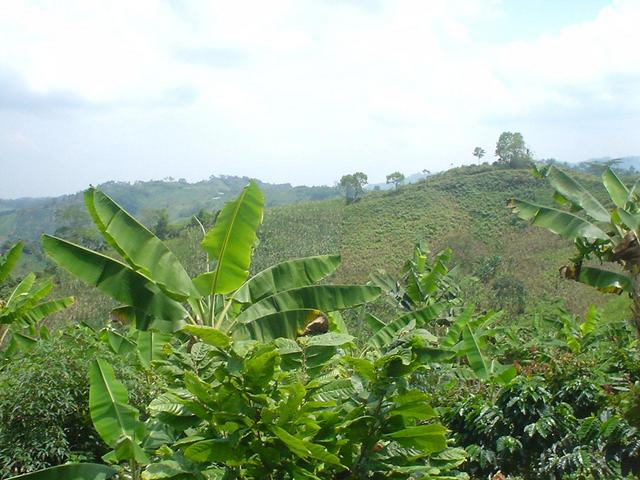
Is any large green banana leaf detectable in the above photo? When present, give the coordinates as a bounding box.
[462,324,489,379]
[137,330,171,368]
[233,309,322,342]
[441,305,474,347]
[233,255,341,304]
[575,265,632,294]
[42,235,186,330]
[1,297,74,326]
[367,304,443,350]
[85,188,196,300]
[200,181,264,294]
[509,199,608,240]
[89,359,146,456]
[617,208,640,230]
[0,241,22,283]
[236,285,381,324]
[6,273,36,307]
[6,463,117,480]
[602,168,629,209]
[545,166,610,222]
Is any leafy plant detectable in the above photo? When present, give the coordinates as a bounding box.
[0,242,73,358]
[509,165,640,336]
[42,183,380,342]
[0,326,156,478]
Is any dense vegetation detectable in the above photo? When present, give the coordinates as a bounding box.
[1,163,640,479]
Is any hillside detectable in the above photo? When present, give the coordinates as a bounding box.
[52,164,633,326]
[0,175,339,244]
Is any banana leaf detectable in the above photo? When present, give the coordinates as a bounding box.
[6,463,117,480]
[575,265,632,294]
[1,297,74,326]
[602,167,629,209]
[6,273,36,307]
[367,303,443,350]
[42,235,186,330]
[508,199,608,240]
[85,188,195,300]
[233,309,321,342]
[236,285,380,324]
[462,324,489,379]
[89,359,147,461]
[0,241,23,283]
[546,166,610,222]
[200,181,264,294]
[137,330,171,368]
[617,208,640,230]
[234,255,341,303]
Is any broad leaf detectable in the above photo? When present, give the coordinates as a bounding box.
[233,309,321,342]
[0,241,23,284]
[89,359,145,448]
[181,324,231,348]
[546,166,610,222]
[137,330,172,368]
[462,324,489,379]
[237,285,380,324]
[602,168,629,209]
[6,273,36,307]
[6,464,116,480]
[575,265,632,294]
[10,297,74,325]
[367,303,443,350]
[385,424,447,453]
[234,255,341,303]
[508,199,608,240]
[42,235,186,330]
[85,188,195,300]
[200,181,264,294]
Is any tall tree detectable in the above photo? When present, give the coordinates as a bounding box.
[339,172,368,203]
[472,147,485,160]
[495,132,532,168]
[386,171,405,191]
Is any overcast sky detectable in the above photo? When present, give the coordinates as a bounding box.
[1,0,639,198]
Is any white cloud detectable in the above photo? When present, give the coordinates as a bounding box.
[0,0,639,197]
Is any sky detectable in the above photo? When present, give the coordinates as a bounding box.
[1,0,639,198]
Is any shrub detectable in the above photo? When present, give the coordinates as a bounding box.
[0,326,157,477]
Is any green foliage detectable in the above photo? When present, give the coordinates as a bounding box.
[472,147,485,160]
[43,183,379,342]
[0,326,156,477]
[5,464,116,480]
[0,242,73,358]
[85,325,465,479]
[495,132,533,169]
[385,171,405,191]
[339,172,368,204]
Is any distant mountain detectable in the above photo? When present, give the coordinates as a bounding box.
[0,175,339,244]
[576,155,640,171]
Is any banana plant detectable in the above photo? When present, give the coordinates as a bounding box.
[371,242,462,313]
[0,241,73,357]
[42,183,380,342]
[508,165,640,337]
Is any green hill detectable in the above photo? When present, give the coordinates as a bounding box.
[248,165,627,317]
[0,175,339,245]
[11,164,631,325]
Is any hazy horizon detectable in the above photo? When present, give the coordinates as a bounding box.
[2,0,640,198]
